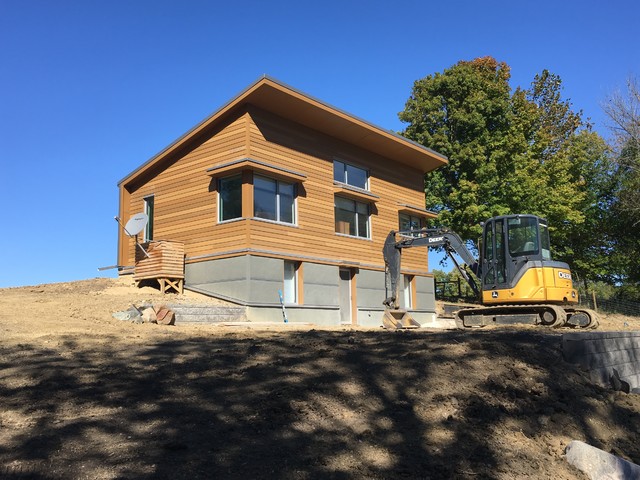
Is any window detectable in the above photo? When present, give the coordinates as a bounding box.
[334,160,369,190]
[540,221,552,260]
[143,195,154,241]
[218,175,242,221]
[254,175,295,224]
[283,261,298,304]
[403,275,413,309]
[399,213,423,236]
[335,197,370,238]
[508,216,539,257]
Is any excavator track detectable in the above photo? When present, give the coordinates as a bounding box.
[454,304,599,329]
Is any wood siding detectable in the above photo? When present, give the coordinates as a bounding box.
[119,106,431,275]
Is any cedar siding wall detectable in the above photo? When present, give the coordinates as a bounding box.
[120,106,430,275]
[120,112,249,266]
[245,107,429,273]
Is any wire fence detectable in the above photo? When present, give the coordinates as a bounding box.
[435,281,640,318]
[434,280,478,304]
[578,294,640,318]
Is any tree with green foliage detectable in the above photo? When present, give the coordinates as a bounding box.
[399,57,611,275]
[399,57,513,241]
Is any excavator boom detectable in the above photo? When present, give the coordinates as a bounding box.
[383,228,480,310]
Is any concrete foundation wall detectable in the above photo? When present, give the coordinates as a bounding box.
[247,305,341,325]
[356,269,385,308]
[415,276,436,311]
[303,263,340,307]
[185,255,438,327]
[186,256,250,302]
[247,256,283,304]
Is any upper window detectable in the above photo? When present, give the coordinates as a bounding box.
[218,175,242,221]
[254,175,295,224]
[335,197,370,238]
[399,213,423,237]
[143,195,154,241]
[333,160,369,190]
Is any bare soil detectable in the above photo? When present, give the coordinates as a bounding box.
[1,277,639,479]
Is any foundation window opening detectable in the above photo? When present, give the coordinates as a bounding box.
[403,275,414,309]
[283,261,299,304]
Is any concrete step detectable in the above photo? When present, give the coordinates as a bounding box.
[151,304,247,324]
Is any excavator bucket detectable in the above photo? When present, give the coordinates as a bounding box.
[382,309,421,330]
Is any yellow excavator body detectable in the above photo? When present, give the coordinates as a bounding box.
[482,265,579,305]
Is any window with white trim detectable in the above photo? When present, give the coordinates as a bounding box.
[335,196,370,238]
[333,160,369,190]
[254,175,295,224]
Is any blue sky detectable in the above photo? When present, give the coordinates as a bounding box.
[0,0,638,288]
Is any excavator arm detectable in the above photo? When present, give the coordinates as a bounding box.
[383,228,481,309]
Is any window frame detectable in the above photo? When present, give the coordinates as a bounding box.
[399,213,424,237]
[218,174,243,223]
[253,174,296,225]
[333,160,369,191]
[334,196,371,239]
[143,195,154,242]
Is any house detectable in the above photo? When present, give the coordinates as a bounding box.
[117,76,448,326]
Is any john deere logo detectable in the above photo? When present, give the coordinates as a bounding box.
[558,272,572,280]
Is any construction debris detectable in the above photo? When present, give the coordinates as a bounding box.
[112,304,175,326]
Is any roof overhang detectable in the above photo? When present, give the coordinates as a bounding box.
[119,76,448,188]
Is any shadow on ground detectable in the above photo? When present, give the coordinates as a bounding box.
[1,329,639,479]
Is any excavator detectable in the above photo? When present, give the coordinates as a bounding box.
[382,214,599,329]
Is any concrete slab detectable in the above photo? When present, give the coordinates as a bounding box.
[565,440,640,479]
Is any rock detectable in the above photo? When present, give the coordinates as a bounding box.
[610,368,631,393]
[154,306,175,325]
[112,307,142,323]
[141,307,157,324]
[565,440,640,479]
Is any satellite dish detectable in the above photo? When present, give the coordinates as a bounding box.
[114,213,150,259]
[124,213,148,236]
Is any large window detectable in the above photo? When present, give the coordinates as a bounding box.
[254,175,295,224]
[218,175,242,221]
[335,197,370,238]
[334,160,369,190]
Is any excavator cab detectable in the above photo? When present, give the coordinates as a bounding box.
[479,215,578,306]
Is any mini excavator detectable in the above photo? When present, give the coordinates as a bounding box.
[382,214,599,329]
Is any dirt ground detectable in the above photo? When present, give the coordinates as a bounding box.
[1,277,639,479]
